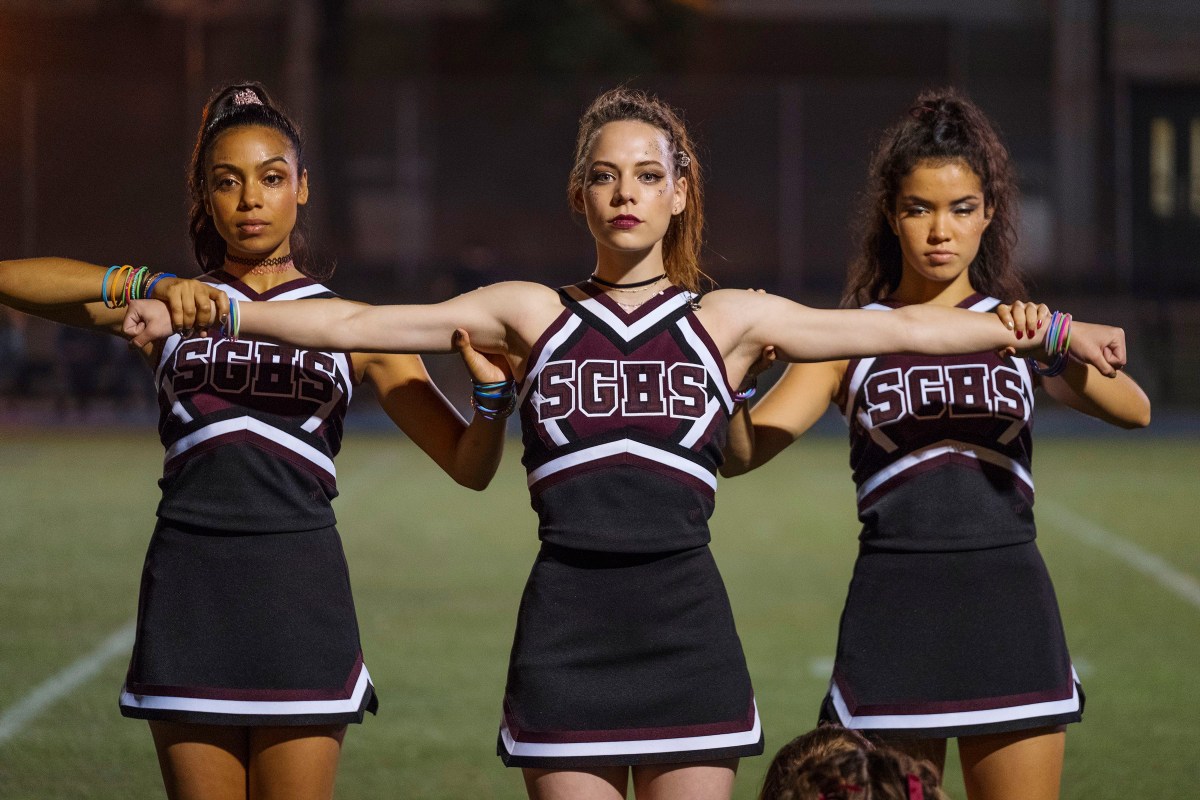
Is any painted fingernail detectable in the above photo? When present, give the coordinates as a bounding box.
[1015,330,1023,339]
[1037,319,1043,329]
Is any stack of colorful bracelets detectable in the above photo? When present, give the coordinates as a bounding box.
[223,296,241,341]
[101,265,176,308]
[732,378,757,404]
[471,379,517,420]
[1029,310,1071,377]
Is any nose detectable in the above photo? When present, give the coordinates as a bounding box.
[238,181,263,210]
[610,176,636,207]
[927,212,949,243]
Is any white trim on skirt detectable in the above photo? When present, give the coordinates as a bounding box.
[498,699,761,760]
[119,664,373,718]
[828,667,1081,731]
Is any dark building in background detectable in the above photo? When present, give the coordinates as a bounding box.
[1,0,1198,401]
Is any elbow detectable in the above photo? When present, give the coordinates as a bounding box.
[719,460,749,478]
[1122,403,1152,430]
[454,472,493,491]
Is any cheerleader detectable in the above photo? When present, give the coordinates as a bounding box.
[0,81,508,800]
[722,89,1150,800]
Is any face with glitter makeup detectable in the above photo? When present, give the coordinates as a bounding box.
[204,125,309,262]
[574,120,687,261]
[888,159,992,299]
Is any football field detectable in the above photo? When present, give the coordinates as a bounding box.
[0,430,1197,798]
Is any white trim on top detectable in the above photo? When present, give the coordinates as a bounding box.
[527,439,717,492]
[855,438,1033,505]
[164,416,337,480]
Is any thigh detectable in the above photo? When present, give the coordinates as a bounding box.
[631,759,738,800]
[247,724,347,800]
[149,721,250,800]
[522,766,629,800]
[873,736,948,777]
[958,727,1065,800]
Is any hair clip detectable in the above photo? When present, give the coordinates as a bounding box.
[676,151,691,168]
[909,103,937,120]
[906,773,925,800]
[234,88,263,107]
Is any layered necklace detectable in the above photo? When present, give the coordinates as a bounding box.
[226,252,296,274]
[589,273,667,312]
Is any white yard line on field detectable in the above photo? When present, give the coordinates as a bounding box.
[1039,499,1200,611]
[0,449,400,747]
[0,622,135,746]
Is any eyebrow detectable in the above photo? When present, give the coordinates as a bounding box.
[900,193,981,205]
[210,155,291,174]
[589,159,667,170]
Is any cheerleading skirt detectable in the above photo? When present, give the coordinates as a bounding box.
[498,542,763,768]
[819,539,1082,739]
[119,520,377,726]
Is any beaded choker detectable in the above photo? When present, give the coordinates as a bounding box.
[589,273,666,290]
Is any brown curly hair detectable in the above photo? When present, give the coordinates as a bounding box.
[567,87,709,293]
[843,87,1025,307]
[767,748,948,800]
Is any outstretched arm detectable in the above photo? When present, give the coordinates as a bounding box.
[1,258,227,336]
[703,290,1125,386]
[233,282,552,355]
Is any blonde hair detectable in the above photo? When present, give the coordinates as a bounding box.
[567,87,709,293]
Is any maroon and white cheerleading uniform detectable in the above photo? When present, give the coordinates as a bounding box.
[119,271,377,726]
[498,282,764,767]
[819,293,1083,739]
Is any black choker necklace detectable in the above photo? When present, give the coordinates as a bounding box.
[226,253,294,267]
[589,273,666,289]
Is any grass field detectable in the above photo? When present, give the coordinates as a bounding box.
[0,430,1197,799]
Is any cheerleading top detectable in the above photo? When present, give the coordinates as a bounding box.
[154,272,353,533]
[841,293,1037,552]
[517,283,737,554]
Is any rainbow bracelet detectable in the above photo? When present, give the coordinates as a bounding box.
[1030,309,1072,377]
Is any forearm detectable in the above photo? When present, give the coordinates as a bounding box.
[449,413,508,490]
[721,403,756,476]
[0,258,105,308]
[721,362,840,477]
[738,295,1022,364]
[0,258,125,330]
[239,298,493,354]
[1045,362,1151,429]
[891,304,1021,355]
